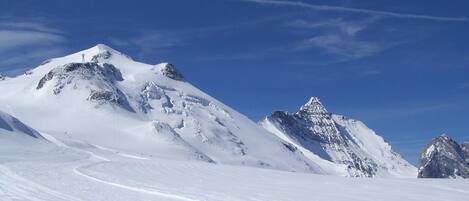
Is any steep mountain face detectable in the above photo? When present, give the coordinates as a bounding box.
[0,44,319,173]
[462,143,469,163]
[260,97,416,177]
[0,110,43,139]
[418,135,469,178]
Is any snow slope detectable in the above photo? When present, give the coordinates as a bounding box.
[261,97,416,177]
[0,110,43,139]
[0,44,317,173]
[0,135,468,201]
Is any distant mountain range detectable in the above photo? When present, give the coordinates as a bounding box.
[3,44,466,179]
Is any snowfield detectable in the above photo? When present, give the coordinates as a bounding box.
[1,133,468,201]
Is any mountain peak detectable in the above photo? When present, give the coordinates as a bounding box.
[72,44,132,63]
[433,134,455,144]
[89,43,120,54]
[418,134,469,178]
[298,97,328,115]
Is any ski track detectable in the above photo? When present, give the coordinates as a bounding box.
[44,133,202,201]
[0,165,83,201]
[73,166,201,201]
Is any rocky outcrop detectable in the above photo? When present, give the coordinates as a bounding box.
[418,135,469,178]
[36,62,133,112]
[161,63,184,81]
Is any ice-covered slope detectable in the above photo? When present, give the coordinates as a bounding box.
[0,44,318,173]
[418,135,469,178]
[260,97,416,177]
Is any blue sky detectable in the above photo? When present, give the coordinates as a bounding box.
[1,0,468,164]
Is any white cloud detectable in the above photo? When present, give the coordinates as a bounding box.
[0,21,63,34]
[290,17,383,60]
[0,21,66,75]
[287,18,371,36]
[298,34,381,59]
[0,30,64,52]
[109,30,181,59]
[243,0,469,22]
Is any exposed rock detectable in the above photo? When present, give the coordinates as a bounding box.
[261,97,413,177]
[418,135,469,178]
[462,143,469,164]
[91,50,112,63]
[36,62,133,112]
[161,63,184,81]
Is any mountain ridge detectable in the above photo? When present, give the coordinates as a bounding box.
[0,44,415,178]
[260,97,416,177]
[0,44,320,174]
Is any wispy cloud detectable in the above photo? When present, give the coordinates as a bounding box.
[297,34,381,59]
[288,17,386,60]
[109,30,181,60]
[0,30,64,52]
[108,14,291,61]
[0,20,66,75]
[243,0,469,22]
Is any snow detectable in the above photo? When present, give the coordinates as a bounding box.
[0,44,317,173]
[332,114,417,177]
[1,133,468,201]
[0,45,467,200]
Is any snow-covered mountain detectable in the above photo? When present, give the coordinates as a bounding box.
[260,97,416,177]
[0,44,319,173]
[418,134,469,178]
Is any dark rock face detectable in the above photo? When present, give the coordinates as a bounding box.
[36,62,133,112]
[37,62,123,91]
[91,50,112,63]
[265,97,378,177]
[0,74,5,81]
[418,135,469,178]
[161,63,184,81]
[462,143,469,165]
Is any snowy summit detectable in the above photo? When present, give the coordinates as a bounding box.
[0,44,467,201]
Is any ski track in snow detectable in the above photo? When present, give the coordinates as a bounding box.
[43,133,201,201]
[0,165,83,201]
[73,166,201,201]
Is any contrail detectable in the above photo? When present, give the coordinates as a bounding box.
[243,0,469,22]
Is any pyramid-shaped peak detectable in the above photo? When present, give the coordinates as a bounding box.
[434,134,453,142]
[298,96,328,115]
